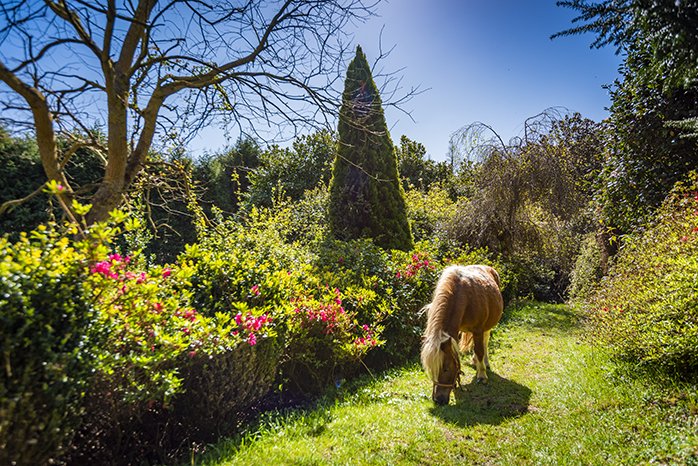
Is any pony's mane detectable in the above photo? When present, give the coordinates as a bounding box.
[420,266,461,381]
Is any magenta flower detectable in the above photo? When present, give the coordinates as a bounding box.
[162,267,172,278]
[248,333,257,346]
[235,312,243,326]
[91,261,111,276]
[251,284,260,296]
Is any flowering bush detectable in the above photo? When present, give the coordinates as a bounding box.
[1,191,507,464]
[281,287,382,393]
[588,174,698,379]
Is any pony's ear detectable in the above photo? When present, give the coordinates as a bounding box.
[438,331,452,351]
[438,330,451,344]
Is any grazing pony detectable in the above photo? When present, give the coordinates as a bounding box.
[421,265,503,405]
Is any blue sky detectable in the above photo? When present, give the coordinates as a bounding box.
[189,1,622,161]
[342,0,623,161]
[1,0,621,163]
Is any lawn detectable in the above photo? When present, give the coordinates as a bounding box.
[195,302,698,465]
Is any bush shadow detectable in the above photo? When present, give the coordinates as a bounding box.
[430,370,532,427]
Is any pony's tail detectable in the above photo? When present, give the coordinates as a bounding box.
[460,332,473,353]
[421,330,458,382]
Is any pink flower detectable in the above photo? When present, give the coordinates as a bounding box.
[235,312,243,325]
[56,184,65,192]
[362,324,370,332]
[162,268,172,278]
[251,284,260,296]
[248,333,257,346]
[154,302,163,313]
[136,272,147,284]
[681,235,689,242]
[182,327,191,335]
[90,261,111,276]
[188,350,197,358]
[108,253,122,263]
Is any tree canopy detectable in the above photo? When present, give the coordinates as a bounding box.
[0,0,380,224]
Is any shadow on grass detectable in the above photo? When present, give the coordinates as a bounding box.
[430,371,532,427]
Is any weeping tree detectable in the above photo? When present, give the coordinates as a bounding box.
[0,0,383,225]
[329,46,412,251]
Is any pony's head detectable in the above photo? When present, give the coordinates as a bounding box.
[421,330,461,405]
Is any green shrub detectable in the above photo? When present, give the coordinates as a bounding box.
[568,233,604,302]
[404,184,458,243]
[0,225,100,466]
[588,175,698,380]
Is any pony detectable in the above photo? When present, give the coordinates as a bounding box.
[421,264,504,405]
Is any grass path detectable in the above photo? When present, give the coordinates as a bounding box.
[197,303,698,465]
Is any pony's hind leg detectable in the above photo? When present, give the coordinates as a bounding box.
[483,330,491,370]
[472,332,488,382]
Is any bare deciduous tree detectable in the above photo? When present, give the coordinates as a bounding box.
[0,0,384,223]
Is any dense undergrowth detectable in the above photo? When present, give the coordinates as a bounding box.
[0,192,498,465]
[578,174,698,381]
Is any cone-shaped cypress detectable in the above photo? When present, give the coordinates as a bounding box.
[329,46,413,251]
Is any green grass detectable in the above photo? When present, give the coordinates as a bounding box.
[193,302,698,465]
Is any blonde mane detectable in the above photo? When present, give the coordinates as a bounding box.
[420,267,461,382]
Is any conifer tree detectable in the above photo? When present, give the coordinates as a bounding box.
[329,46,413,251]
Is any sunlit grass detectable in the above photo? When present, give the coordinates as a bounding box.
[194,302,698,466]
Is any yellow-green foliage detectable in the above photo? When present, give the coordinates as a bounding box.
[588,175,698,379]
[1,195,506,464]
[0,225,100,465]
[405,185,458,242]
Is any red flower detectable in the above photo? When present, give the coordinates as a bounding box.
[162,268,172,278]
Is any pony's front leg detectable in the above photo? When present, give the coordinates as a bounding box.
[472,332,488,383]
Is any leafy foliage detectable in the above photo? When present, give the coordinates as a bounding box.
[0,224,101,465]
[246,130,335,209]
[587,174,698,379]
[396,135,452,192]
[329,46,413,251]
